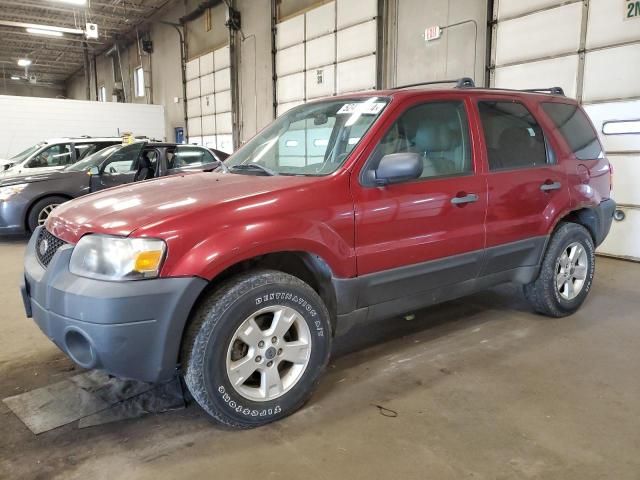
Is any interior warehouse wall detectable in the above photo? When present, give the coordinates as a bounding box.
[0,81,65,99]
[149,1,188,141]
[184,1,228,58]
[237,0,275,143]
[387,0,488,87]
[64,0,489,142]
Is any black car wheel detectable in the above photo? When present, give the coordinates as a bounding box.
[27,196,68,232]
[181,270,332,428]
[524,222,595,317]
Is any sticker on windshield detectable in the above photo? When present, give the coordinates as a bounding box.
[337,102,385,115]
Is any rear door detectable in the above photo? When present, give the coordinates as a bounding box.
[351,95,487,306]
[475,97,570,273]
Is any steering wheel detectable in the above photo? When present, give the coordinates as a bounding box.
[109,165,117,174]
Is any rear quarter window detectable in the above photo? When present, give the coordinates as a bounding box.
[541,103,603,160]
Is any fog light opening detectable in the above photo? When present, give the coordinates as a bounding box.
[64,330,95,367]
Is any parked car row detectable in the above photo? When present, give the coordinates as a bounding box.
[0,140,228,234]
[18,84,614,429]
[0,137,122,175]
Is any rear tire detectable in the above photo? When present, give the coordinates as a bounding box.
[27,196,68,232]
[524,222,595,317]
[181,269,331,428]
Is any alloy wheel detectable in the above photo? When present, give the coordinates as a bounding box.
[37,204,60,226]
[225,305,312,402]
[555,241,588,300]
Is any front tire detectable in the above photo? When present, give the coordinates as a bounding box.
[181,270,332,428]
[27,196,68,232]
[524,222,595,317]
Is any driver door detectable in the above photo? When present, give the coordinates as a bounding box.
[351,97,487,305]
[90,143,144,192]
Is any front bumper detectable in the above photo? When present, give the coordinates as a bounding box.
[22,227,208,382]
[0,197,28,234]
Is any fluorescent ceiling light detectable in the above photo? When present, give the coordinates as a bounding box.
[26,27,63,37]
[11,76,21,81]
[51,0,87,5]
[17,58,32,67]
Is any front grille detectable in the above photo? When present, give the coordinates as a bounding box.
[36,228,66,268]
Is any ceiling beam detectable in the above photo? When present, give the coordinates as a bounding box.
[0,28,105,46]
[2,0,158,14]
[0,19,84,35]
[0,10,130,31]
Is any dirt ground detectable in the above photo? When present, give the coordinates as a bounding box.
[1,236,639,480]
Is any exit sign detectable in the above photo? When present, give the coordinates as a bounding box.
[627,0,640,19]
[425,25,441,42]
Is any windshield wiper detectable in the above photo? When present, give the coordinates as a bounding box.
[229,164,278,176]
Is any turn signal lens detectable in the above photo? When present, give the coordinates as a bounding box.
[134,250,163,273]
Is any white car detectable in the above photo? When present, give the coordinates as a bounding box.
[0,137,122,177]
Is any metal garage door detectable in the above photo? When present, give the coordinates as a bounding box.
[490,0,640,260]
[186,45,234,153]
[275,0,379,116]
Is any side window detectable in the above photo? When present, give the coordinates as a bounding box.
[26,144,73,168]
[102,144,143,174]
[478,101,548,170]
[75,143,98,161]
[172,146,214,168]
[541,102,603,160]
[369,101,472,179]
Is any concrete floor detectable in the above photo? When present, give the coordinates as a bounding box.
[1,237,639,480]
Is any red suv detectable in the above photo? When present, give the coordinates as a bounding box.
[22,80,615,428]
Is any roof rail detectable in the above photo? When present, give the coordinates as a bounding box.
[521,87,565,96]
[392,77,475,90]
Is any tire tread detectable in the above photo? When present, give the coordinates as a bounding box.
[181,269,330,428]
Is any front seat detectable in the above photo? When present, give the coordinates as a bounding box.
[412,122,456,177]
[134,152,155,181]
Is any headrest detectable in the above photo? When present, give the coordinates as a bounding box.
[414,122,454,152]
[139,153,152,168]
[498,127,531,151]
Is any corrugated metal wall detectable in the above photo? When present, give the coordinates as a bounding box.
[274,0,379,115]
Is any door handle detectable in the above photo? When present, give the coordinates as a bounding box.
[540,181,562,192]
[451,193,479,205]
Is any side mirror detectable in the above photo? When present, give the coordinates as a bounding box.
[374,152,423,186]
[88,166,99,176]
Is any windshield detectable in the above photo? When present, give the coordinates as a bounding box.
[223,97,389,176]
[10,143,44,161]
[65,144,122,172]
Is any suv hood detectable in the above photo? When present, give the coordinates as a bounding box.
[47,172,317,243]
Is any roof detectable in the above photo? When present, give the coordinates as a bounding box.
[312,83,575,103]
[44,137,123,144]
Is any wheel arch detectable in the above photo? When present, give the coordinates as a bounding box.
[182,251,340,346]
[554,207,601,246]
[24,192,74,231]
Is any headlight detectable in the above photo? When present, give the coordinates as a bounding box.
[0,183,27,201]
[69,235,166,281]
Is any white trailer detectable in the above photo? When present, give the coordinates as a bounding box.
[0,95,165,159]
